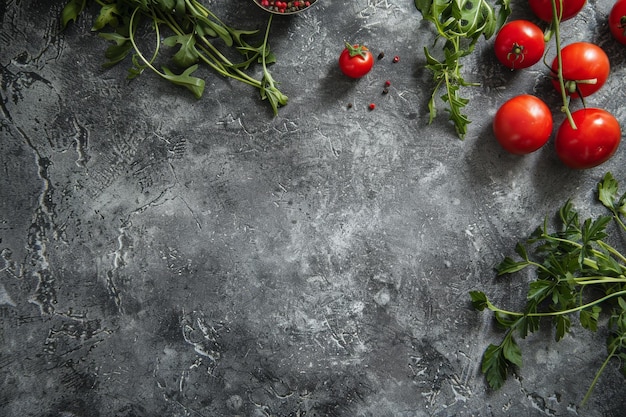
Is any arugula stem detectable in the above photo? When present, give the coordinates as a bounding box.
[153,8,262,89]
[128,8,165,77]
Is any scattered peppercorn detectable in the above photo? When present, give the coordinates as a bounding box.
[392,55,400,63]
[257,0,315,13]
[377,52,385,60]
[384,80,391,87]
[347,103,353,109]
[369,103,376,110]
[382,88,389,95]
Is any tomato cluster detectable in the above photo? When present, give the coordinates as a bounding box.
[492,0,624,169]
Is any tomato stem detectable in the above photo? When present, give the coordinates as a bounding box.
[551,0,577,129]
[344,42,369,59]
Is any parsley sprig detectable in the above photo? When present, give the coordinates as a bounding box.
[61,0,287,115]
[471,172,626,406]
[414,0,511,139]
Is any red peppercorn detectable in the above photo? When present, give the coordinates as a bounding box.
[384,80,391,87]
[369,103,376,110]
[392,56,399,63]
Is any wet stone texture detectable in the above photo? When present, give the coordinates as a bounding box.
[2,0,626,416]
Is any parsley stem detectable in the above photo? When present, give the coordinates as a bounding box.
[581,339,622,407]
[486,289,626,318]
[572,276,626,285]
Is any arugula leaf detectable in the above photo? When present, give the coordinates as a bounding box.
[415,0,511,139]
[60,0,287,114]
[162,65,205,99]
[163,34,200,68]
[98,32,133,67]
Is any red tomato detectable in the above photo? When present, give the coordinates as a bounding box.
[609,0,626,45]
[338,43,374,79]
[493,95,553,155]
[494,20,545,69]
[555,108,621,169]
[551,42,610,98]
[528,0,586,22]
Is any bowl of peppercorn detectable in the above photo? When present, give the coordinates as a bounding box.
[254,0,318,15]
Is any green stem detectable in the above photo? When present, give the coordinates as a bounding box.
[596,240,626,266]
[580,340,621,407]
[486,289,626,318]
[154,8,261,88]
[551,0,577,129]
[572,276,626,285]
[128,8,165,77]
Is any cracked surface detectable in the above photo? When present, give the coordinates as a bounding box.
[2,0,626,416]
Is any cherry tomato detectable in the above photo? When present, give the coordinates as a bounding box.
[609,0,626,45]
[528,0,586,22]
[555,108,621,169]
[494,20,545,69]
[493,95,553,155]
[338,43,374,79]
[551,42,610,98]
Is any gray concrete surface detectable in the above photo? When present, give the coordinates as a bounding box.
[1,0,626,416]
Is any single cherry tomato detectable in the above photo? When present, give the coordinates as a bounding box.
[494,20,545,69]
[609,0,626,45]
[555,108,621,169]
[551,42,610,98]
[528,0,586,22]
[338,43,374,79]
[493,95,553,155]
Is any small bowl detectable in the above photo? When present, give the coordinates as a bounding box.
[253,0,318,15]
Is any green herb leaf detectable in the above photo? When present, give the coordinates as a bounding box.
[469,290,489,310]
[599,172,619,211]
[98,32,133,67]
[497,256,529,275]
[482,343,509,390]
[580,306,601,332]
[61,0,86,29]
[92,3,119,31]
[163,34,200,68]
[553,314,571,341]
[162,65,205,99]
[502,335,522,367]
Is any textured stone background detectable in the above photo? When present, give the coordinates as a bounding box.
[1,0,626,416]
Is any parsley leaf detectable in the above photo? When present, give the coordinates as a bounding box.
[471,173,626,406]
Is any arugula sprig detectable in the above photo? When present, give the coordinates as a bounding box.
[415,0,511,139]
[61,0,287,115]
[471,172,626,406]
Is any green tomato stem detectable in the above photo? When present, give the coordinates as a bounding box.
[551,0,577,129]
